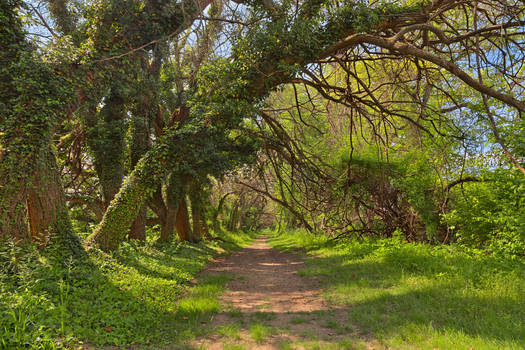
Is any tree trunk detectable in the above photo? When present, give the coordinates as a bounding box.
[129,205,147,241]
[26,148,68,243]
[228,200,239,231]
[189,189,205,242]
[85,88,125,208]
[26,148,83,256]
[128,109,151,241]
[149,184,172,240]
[236,195,246,230]
[0,136,83,255]
[212,192,233,233]
[0,0,30,240]
[160,206,176,242]
[192,210,202,240]
[88,149,164,251]
[175,196,193,241]
[0,172,30,240]
[159,174,184,242]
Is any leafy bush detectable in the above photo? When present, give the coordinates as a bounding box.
[443,169,525,258]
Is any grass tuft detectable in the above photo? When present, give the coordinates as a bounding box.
[217,322,242,339]
[249,322,273,343]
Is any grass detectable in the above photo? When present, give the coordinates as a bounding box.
[252,311,277,322]
[222,343,246,350]
[249,322,273,343]
[269,229,525,350]
[290,316,308,324]
[217,322,242,339]
[281,339,362,350]
[0,229,257,349]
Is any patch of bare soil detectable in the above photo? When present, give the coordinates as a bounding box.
[193,236,378,350]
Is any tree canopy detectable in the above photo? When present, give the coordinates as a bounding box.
[0,0,523,255]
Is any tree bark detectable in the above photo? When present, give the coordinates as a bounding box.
[0,171,30,240]
[128,205,147,241]
[189,187,206,242]
[159,206,176,242]
[26,148,69,243]
[175,196,192,242]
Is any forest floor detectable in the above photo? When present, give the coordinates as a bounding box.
[2,230,522,349]
[192,236,374,350]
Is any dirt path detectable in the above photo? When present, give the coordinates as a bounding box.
[193,236,367,350]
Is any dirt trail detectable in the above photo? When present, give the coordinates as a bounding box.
[193,236,367,350]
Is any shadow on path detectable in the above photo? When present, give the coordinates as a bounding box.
[192,237,371,350]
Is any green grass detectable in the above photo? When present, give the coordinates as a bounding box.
[290,316,308,324]
[281,338,364,350]
[222,343,246,350]
[252,311,277,322]
[249,322,273,343]
[0,230,257,349]
[225,305,244,318]
[278,340,293,350]
[217,322,242,339]
[269,229,525,350]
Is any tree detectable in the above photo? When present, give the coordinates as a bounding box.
[0,0,82,256]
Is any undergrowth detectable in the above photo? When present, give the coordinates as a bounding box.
[269,229,525,350]
[0,230,256,349]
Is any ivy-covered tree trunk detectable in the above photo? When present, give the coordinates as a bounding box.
[149,185,171,240]
[228,200,239,232]
[26,148,69,242]
[128,51,162,240]
[0,164,30,239]
[88,149,163,250]
[212,192,232,232]
[191,206,205,241]
[0,1,80,256]
[191,207,203,240]
[128,113,151,241]
[0,0,31,239]
[85,87,126,208]
[0,104,82,254]
[158,174,182,242]
[129,206,147,241]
